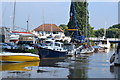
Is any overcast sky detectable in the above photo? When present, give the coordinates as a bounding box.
[1,1,118,30]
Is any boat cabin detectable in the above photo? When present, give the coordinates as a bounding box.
[43,39,66,51]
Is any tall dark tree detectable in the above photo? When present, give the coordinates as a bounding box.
[67,0,89,37]
[67,1,80,40]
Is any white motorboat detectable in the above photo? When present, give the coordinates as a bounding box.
[64,43,77,56]
[77,45,94,54]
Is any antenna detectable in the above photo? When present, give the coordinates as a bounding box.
[27,16,30,32]
[13,0,16,31]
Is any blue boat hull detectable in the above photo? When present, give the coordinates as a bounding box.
[38,47,67,58]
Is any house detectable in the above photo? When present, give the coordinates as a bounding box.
[0,27,10,43]
[33,24,65,39]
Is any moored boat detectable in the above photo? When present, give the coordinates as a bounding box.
[92,46,107,52]
[38,39,67,58]
[93,39,110,49]
[64,43,77,56]
[0,52,40,62]
[110,42,120,66]
[79,46,94,54]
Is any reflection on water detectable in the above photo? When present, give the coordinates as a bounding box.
[1,49,118,78]
[110,66,120,79]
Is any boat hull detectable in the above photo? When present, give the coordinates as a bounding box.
[38,47,67,58]
[0,61,40,71]
[0,54,40,62]
[80,47,94,54]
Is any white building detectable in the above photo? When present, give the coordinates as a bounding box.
[33,24,65,40]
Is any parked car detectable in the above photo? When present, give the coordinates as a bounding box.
[4,43,18,49]
[0,43,11,49]
[18,44,34,50]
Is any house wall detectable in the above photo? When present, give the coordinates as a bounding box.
[35,31,65,38]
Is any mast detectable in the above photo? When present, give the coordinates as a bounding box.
[104,22,107,39]
[26,16,29,32]
[85,2,87,38]
[42,9,45,36]
[50,23,52,35]
[85,0,90,46]
[85,0,88,38]
[12,0,16,31]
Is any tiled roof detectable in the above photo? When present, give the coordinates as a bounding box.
[33,24,64,32]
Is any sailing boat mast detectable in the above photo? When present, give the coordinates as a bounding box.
[85,1,87,38]
[85,0,88,38]
[42,9,45,36]
[50,23,52,35]
[26,16,29,32]
[12,0,16,31]
[104,22,107,39]
[85,0,90,46]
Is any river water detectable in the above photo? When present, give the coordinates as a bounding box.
[1,49,120,79]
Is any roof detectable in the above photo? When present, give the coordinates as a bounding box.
[33,24,64,32]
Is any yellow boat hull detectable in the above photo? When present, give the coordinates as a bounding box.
[0,55,40,62]
[0,61,40,71]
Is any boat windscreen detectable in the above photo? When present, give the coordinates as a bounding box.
[55,43,60,47]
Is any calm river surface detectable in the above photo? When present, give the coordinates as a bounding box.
[1,49,120,78]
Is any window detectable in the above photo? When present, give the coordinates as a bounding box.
[55,43,60,47]
[53,32,58,34]
[46,31,50,34]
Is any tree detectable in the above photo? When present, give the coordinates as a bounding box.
[94,28,104,37]
[106,24,120,38]
[75,1,89,33]
[67,1,89,37]
[109,24,120,29]
[106,28,120,38]
[59,24,68,36]
[89,26,95,37]
[59,24,68,31]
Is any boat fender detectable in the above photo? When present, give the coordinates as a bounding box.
[110,53,115,64]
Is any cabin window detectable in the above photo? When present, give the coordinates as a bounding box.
[45,41,53,46]
[55,43,60,47]
[102,41,107,44]
[45,41,51,43]
[61,44,64,48]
